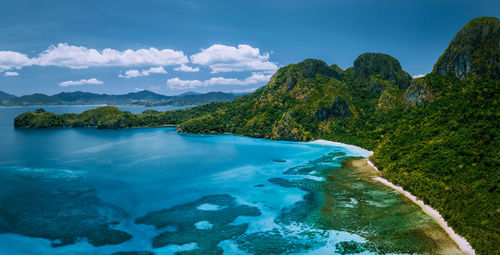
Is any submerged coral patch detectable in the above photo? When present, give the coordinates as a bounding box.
[335,241,367,254]
[112,251,155,255]
[0,186,131,247]
[194,221,213,230]
[272,159,287,163]
[196,203,227,211]
[236,229,314,254]
[135,194,261,252]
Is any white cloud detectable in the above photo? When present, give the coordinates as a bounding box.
[58,78,103,87]
[190,44,278,73]
[0,51,30,71]
[205,72,272,86]
[146,66,167,74]
[119,66,167,78]
[174,64,200,72]
[166,77,204,89]
[167,72,272,90]
[4,71,19,76]
[245,72,273,83]
[0,44,281,81]
[231,87,258,93]
[412,74,426,78]
[136,86,162,93]
[120,69,141,78]
[32,43,188,69]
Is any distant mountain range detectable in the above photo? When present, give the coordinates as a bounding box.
[0,90,241,107]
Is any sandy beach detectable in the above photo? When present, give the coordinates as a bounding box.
[372,176,475,255]
[347,157,475,255]
[310,139,475,254]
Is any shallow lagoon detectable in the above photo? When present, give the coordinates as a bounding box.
[0,106,460,254]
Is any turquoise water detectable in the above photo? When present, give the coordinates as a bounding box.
[0,106,449,254]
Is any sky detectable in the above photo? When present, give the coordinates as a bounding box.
[0,0,498,96]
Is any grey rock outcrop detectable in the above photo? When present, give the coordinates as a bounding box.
[404,78,433,106]
[433,17,500,79]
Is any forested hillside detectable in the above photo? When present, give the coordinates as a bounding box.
[14,102,228,129]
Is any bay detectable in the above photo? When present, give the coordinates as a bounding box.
[0,106,462,255]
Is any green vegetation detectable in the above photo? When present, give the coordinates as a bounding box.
[370,76,499,253]
[14,102,228,129]
[13,17,500,254]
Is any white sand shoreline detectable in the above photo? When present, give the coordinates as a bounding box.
[308,139,373,157]
[368,161,475,255]
[309,140,475,255]
[366,160,379,172]
[372,176,475,255]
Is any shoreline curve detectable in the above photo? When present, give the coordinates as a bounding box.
[310,139,475,255]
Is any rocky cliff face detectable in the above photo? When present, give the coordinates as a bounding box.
[403,78,433,106]
[433,17,500,79]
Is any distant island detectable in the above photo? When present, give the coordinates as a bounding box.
[0,90,242,107]
[13,17,500,254]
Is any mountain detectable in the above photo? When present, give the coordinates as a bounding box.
[115,90,170,101]
[353,52,412,89]
[433,17,499,79]
[163,92,238,106]
[177,54,414,142]
[0,90,238,107]
[178,91,200,96]
[230,92,252,97]
[8,93,61,106]
[0,90,16,101]
[13,17,500,254]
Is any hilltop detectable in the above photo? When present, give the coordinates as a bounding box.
[433,17,499,79]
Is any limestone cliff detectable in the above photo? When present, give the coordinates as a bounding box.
[433,17,499,79]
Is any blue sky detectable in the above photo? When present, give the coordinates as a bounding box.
[0,0,498,96]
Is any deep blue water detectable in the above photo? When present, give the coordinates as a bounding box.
[0,106,452,255]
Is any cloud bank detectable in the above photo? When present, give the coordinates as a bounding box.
[0,43,278,92]
[58,78,103,87]
[0,43,277,75]
[190,44,277,73]
[0,51,30,71]
[167,72,272,90]
[32,43,188,69]
[119,66,167,78]
[412,74,426,78]
[231,87,258,93]
[4,71,19,76]
[174,64,200,72]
